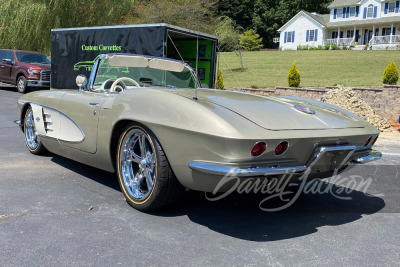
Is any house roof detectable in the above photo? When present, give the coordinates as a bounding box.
[328,0,361,9]
[304,11,330,26]
[327,16,400,27]
[278,11,329,31]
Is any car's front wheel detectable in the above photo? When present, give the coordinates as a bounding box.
[117,123,184,211]
[17,76,29,94]
[24,106,47,155]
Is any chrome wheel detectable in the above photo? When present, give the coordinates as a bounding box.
[120,131,156,201]
[18,79,25,91]
[25,108,40,150]
[17,76,27,93]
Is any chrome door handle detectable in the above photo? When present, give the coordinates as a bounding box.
[89,102,99,107]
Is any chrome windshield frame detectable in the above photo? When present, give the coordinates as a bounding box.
[88,53,201,91]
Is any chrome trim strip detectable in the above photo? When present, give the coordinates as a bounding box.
[189,162,308,177]
[352,150,382,164]
[189,145,378,177]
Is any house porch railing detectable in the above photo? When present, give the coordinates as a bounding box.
[370,35,400,45]
[324,37,355,47]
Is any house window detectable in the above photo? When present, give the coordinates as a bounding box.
[287,31,293,42]
[367,5,374,18]
[337,8,343,18]
[389,2,396,13]
[384,28,393,35]
[349,7,356,17]
[308,30,315,41]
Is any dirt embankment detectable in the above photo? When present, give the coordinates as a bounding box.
[321,87,394,132]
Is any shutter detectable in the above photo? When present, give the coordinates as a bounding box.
[382,28,386,36]
[315,29,318,41]
[306,30,309,42]
[343,8,346,18]
[385,3,389,14]
[374,6,378,18]
[284,32,287,43]
[292,31,295,42]
[363,8,367,19]
[396,1,400,13]
[346,7,350,18]
[334,9,337,19]
[356,6,360,17]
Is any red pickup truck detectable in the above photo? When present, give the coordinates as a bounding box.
[0,49,51,93]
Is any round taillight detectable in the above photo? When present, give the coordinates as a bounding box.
[365,136,372,147]
[251,142,267,157]
[275,141,289,156]
[371,136,379,146]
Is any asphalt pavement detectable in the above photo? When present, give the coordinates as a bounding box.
[1,87,399,266]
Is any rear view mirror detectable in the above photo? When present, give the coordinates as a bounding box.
[76,74,88,89]
[2,59,13,65]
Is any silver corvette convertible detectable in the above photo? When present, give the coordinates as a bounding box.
[16,54,382,211]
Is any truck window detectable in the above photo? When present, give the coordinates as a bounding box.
[5,52,15,63]
[16,52,50,64]
[0,51,5,60]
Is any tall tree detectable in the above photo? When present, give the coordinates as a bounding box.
[218,0,255,31]
[124,0,219,34]
[0,0,135,54]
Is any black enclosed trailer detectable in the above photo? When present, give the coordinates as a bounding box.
[51,24,218,89]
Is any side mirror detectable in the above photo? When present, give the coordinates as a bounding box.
[76,74,88,91]
[2,59,13,66]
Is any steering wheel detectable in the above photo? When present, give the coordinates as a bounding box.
[110,77,140,92]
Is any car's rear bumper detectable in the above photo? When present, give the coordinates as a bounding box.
[189,146,382,178]
[27,80,50,88]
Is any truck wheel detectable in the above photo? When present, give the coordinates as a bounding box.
[17,76,29,94]
[117,123,184,211]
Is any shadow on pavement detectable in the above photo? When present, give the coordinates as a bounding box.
[50,155,385,242]
[157,182,386,242]
[51,155,120,192]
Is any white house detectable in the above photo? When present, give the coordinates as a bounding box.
[278,0,400,50]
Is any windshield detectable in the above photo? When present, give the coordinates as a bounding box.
[93,55,197,90]
[16,52,51,64]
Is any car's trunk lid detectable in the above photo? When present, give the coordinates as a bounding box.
[176,89,365,131]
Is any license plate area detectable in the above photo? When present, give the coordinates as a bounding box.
[307,145,357,174]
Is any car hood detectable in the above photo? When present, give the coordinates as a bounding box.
[176,89,366,131]
[18,62,51,70]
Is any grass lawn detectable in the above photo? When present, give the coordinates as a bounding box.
[218,50,400,89]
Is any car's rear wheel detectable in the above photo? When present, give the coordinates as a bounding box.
[17,76,29,94]
[117,123,184,211]
[24,106,47,155]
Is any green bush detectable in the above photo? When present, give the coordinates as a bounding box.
[324,44,330,50]
[288,63,300,87]
[331,44,338,50]
[382,60,399,85]
[215,70,225,89]
[239,29,263,51]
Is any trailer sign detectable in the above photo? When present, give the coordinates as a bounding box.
[81,44,122,52]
